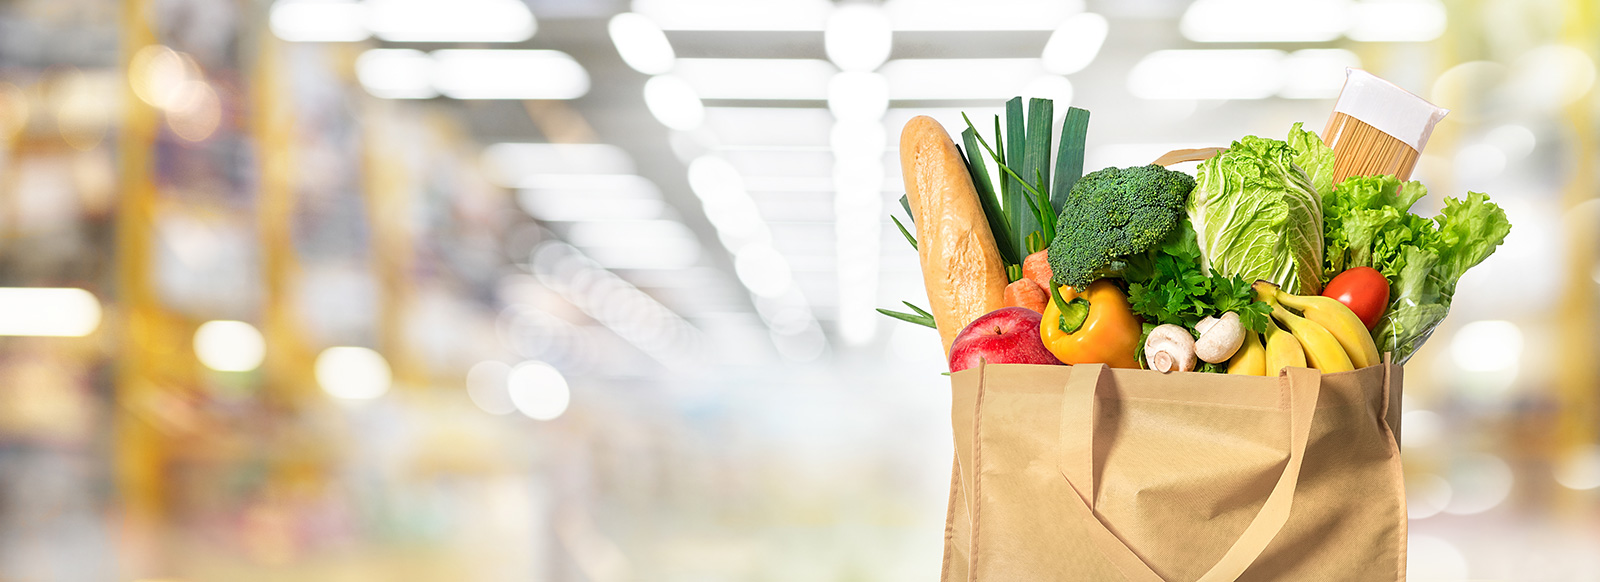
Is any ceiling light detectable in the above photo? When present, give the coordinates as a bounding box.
[269,0,369,42]
[481,143,636,187]
[466,361,516,415]
[1348,0,1446,42]
[517,190,665,222]
[1041,12,1108,75]
[828,72,889,122]
[826,5,893,72]
[0,288,101,337]
[609,12,676,75]
[1128,50,1286,100]
[631,0,832,31]
[355,49,436,99]
[1280,49,1361,99]
[507,361,570,420]
[643,75,704,130]
[881,58,1049,100]
[1180,0,1349,43]
[194,320,266,372]
[673,59,835,101]
[367,0,536,43]
[884,0,1086,31]
[315,346,391,400]
[735,244,794,298]
[432,50,589,100]
[564,220,705,270]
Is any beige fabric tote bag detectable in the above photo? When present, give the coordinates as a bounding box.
[940,362,1406,581]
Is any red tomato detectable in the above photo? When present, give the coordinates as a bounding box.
[1323,267,1390,330]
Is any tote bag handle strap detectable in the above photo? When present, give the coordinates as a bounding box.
[1151,147,1225,167]
[1056,365,1323,582]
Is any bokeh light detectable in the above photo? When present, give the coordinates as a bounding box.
[507,360,569,420]
[193,320,266,372]
[315,347,392,400]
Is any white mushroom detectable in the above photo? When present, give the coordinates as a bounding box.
[1144,324,1197,373]
[1196,312,1246,364]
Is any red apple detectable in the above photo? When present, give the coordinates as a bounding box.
[948,307,1064,372]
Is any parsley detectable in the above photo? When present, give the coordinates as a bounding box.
[1124,223,1272,335]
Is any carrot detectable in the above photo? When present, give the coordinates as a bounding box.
[1022,250,1053,292]
[1004,279,1048,313]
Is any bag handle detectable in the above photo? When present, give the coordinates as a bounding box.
[1056,364,1323,582]
[1151,147,1225,167]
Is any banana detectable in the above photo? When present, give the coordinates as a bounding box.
[1227,329,1266,376]
[1254,280,1354,373]
[1262,320,1306,375]
[1272,289,1380,369]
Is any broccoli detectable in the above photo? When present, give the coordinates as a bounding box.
[1046,164,1196,290]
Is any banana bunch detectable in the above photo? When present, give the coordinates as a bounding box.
[1241,281,1380,376]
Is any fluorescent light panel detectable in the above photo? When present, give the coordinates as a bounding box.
[433,50,588,100]
[355,49,590,100]
[610,12,676,75]
[269,0,369,42]
[0,288,101,337]
[703,107,833,147]
[632,0,832,31]
[482,143,636,187]
[1128,50,1285,100]
[881,59,1049,100]
[1348,0,1447,42]
[884,0,1085,30]
[1181,0,1349,43]
[367,0,535,42]
[355,48,436,99]
[516,191,666,222]
[636,0,1085,31]
[674,59,836,100]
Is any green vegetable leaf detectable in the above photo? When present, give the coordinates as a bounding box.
[1051,107,1090,213]
[960,124,1019,266]
[1187,128,1326,295]
[877,307,937,329]
[891,215,917,250]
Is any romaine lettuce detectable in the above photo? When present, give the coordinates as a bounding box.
[1323,176,1511,362]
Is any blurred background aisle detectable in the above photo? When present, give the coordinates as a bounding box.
[0,0,1594,580]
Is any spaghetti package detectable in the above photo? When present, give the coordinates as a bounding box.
[1322,68,1450,183]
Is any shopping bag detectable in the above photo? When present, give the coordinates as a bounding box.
[940,362,1406,581]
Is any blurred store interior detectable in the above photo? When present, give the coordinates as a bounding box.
[0,0,1596,580]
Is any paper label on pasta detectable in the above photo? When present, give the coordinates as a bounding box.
[1332,68,1449,153]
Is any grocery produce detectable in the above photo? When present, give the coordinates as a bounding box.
[1319,175,1511,362]
[1274,283,1381,369]
[1003,278,1048,313]
[1227,329,1267,376]
[1256,281,1354,373]
[884,89,1509,372]
[1144,324,1198,373]
[1262,319,1308,375]
[1021,250,1052,291]
[1045,164,1195,291]
[1039,280,1141,368]
[948,307,1064,372]
[1122,223,1273,336]
[1194,312,1246,364]
[898,115,1010,354]
[1187,124,1329,295]
[1321,266,1390,329]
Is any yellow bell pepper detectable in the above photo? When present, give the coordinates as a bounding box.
[1038,279,1143,368]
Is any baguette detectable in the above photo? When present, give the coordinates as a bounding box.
[899,116,1009,354]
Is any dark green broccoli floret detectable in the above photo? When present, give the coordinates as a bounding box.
[1046,165,1195,290]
